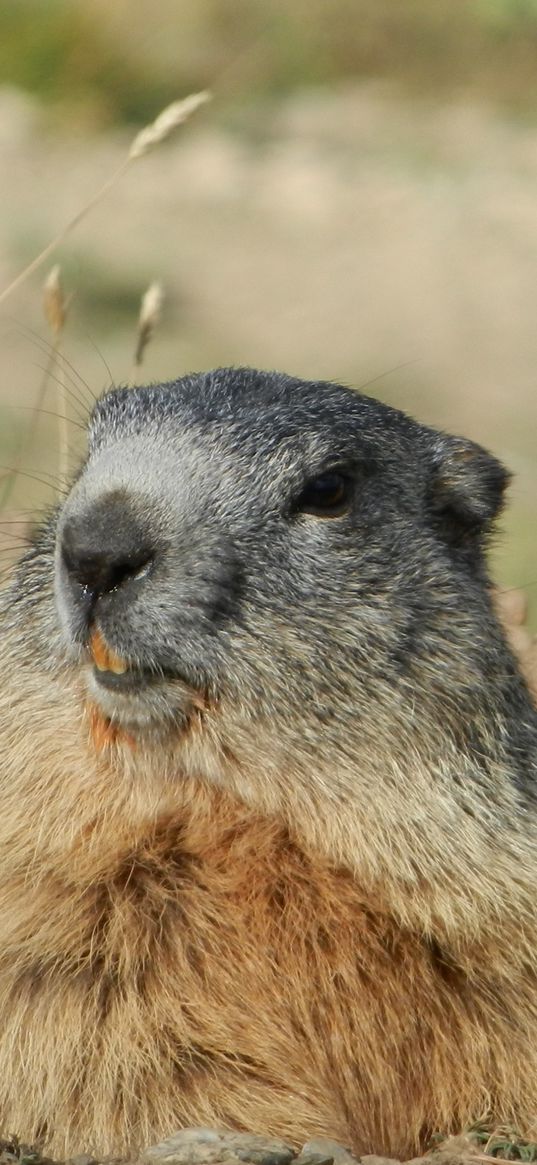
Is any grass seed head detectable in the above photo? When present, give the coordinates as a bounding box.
[43,264,67,337]
[133,280,165,370]
[129,91,212,160]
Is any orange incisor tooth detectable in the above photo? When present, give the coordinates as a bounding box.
[89,628,128,674]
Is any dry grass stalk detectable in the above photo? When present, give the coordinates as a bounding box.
[42,265,70,490]
[43,264,67,338]
[0,91,212,308]
[0,266,72,511]
[130,280,165,383]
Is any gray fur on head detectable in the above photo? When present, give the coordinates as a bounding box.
[7,366,537,923]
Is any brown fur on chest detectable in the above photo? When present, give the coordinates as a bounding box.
[1,785,535,1159]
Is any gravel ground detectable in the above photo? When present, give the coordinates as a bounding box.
[0,1130,519,1165]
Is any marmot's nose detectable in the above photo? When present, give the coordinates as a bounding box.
[60,490,155,599]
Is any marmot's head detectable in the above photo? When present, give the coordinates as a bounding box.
[11,366,537,922]
[52,366,513,784]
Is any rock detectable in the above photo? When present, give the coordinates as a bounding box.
[361,1156,400,1165]
[406,1134,484,1165]
[140,1130,295,1165]
[294,1152,335,1165]
[300,1139,359,1165]
[141,1129,227,1165]
[220,1133,295,1165]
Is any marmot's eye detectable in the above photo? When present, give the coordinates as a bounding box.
[295,471,352,518]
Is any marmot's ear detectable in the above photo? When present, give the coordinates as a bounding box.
[428,436,510,542]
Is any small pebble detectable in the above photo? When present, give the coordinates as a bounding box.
[141,1129,225,1165]
[301,1141,358,1165]
[294,1152,335,1165]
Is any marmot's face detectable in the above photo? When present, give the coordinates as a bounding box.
[53,367,507,777]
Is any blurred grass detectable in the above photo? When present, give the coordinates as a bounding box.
[5,0,537,129]
[0,0,534,626]
[0,1,172,127]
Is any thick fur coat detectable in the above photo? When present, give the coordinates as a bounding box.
[0,368,536,1158]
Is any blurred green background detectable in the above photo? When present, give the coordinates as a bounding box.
[5,0,537,123]
[0,0,536,622]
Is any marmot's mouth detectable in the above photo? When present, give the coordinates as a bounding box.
[86,627,211,746]
[90,627,130,676]
[89,633,195,694]
[90,627,164,691]
[88,628,208,693]
[93,667,157,691]
[92,640,147,692]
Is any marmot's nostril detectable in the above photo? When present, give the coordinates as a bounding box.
[61,541,153,596]
[60,490,155,599]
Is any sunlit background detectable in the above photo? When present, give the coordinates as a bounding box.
[0,0,536,621]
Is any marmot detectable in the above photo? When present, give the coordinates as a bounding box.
[0,366,536,1160]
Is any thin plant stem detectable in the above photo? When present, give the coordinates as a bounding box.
[0,158,131,308]
[0,91,211,308]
